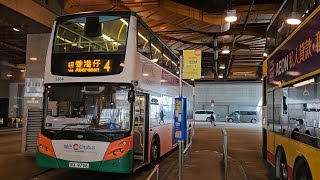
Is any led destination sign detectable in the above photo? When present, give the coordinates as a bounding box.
[51,54,124,76]
[66,59,111,73]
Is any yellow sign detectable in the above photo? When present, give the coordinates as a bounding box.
[66,59,111,73]
[262,60,267,77]
[175,100,182,113]
[183,50,201,79]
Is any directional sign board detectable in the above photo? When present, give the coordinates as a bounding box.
[183,50,202,79]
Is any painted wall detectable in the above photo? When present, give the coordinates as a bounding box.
[195,82,262,121]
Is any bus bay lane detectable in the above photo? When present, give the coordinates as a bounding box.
[0,126,268,180]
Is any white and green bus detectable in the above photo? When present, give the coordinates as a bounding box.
[36,11,194,173]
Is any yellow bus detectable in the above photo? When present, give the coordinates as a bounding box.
[263,2,320,180]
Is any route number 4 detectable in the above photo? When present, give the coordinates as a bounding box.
[104,60,111,72]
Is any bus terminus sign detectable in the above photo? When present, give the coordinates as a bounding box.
[267,10,320,89]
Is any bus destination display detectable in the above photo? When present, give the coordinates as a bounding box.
[66,59,111,73]
[51,56,123,76]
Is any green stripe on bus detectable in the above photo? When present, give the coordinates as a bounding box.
[99,150,133,173]
[36,150,133,173]
[36,150,59,168]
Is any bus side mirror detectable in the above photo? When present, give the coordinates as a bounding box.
[84,16,101,37]
[128,90,135,103]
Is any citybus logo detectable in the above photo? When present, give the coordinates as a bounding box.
[73,144,79,150]
[64,143,96,151]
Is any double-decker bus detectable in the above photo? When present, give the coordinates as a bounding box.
[263,3,320,180]
[36,11,194,173]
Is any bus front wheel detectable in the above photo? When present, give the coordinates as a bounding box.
[293,158,312,180]
[276,148,288,180]
[149,137,160,168]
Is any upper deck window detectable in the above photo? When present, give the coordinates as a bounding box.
[53,15,129,54]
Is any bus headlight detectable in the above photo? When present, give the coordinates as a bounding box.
[103,136,132,161]
[37,133,56,158]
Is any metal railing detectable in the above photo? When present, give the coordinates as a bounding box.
[221,128,228,179]
[146,164,159,180]
[183,125,193,154]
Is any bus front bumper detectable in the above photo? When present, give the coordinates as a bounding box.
[36,150,133,173]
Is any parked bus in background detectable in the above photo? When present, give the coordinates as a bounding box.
[36,11,194,173]
[262,3,320,180]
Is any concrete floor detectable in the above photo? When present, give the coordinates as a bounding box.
[0,125,271,180]
[192,126,271,180]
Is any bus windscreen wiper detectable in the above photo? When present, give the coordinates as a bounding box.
[53,123,93,139]
[84,128,115,141]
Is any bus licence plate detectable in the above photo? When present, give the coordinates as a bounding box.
[69,162,89,169]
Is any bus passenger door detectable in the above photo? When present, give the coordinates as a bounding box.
[133,93,149,164]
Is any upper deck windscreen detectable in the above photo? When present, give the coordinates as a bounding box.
[53,15,129,54]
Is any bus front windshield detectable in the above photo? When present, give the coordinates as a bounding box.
[53,15,129,53]
[44,84,132,133]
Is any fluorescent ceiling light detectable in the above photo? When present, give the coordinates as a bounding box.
[138,33,149,42]
[151,44,160,52]
[29,57,37,61]
[286,12,301,25]
[286,71,300,76]
[120,19,128,26]
[7,74,12,77]
[13,28,20,32]
[293,79,315,87]
[222,49,230,54]
[218,74,223,78]
[221,46,230,54]
[287,18,301,25]
[151,59,159,63]
[102,34,121,45]
[57,36,72,44]
[219,64,226,69]
[142,73,149,76]
[225,9,237,22]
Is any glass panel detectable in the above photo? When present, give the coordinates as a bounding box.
[274,88,283,133]
[45,84,131,132]
[54,15,129,53]
[151,36,163,66]
[163,47,172,71]
[267,91,274,131]
[266,0,317,55]
[138,22,151,59]
[288,79,318,146]
[150,93,173,127]
[171,55,179,75]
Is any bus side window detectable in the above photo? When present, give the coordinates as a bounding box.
[162,48,171,70]
[137,22,151,59]
[151,35,163,66]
